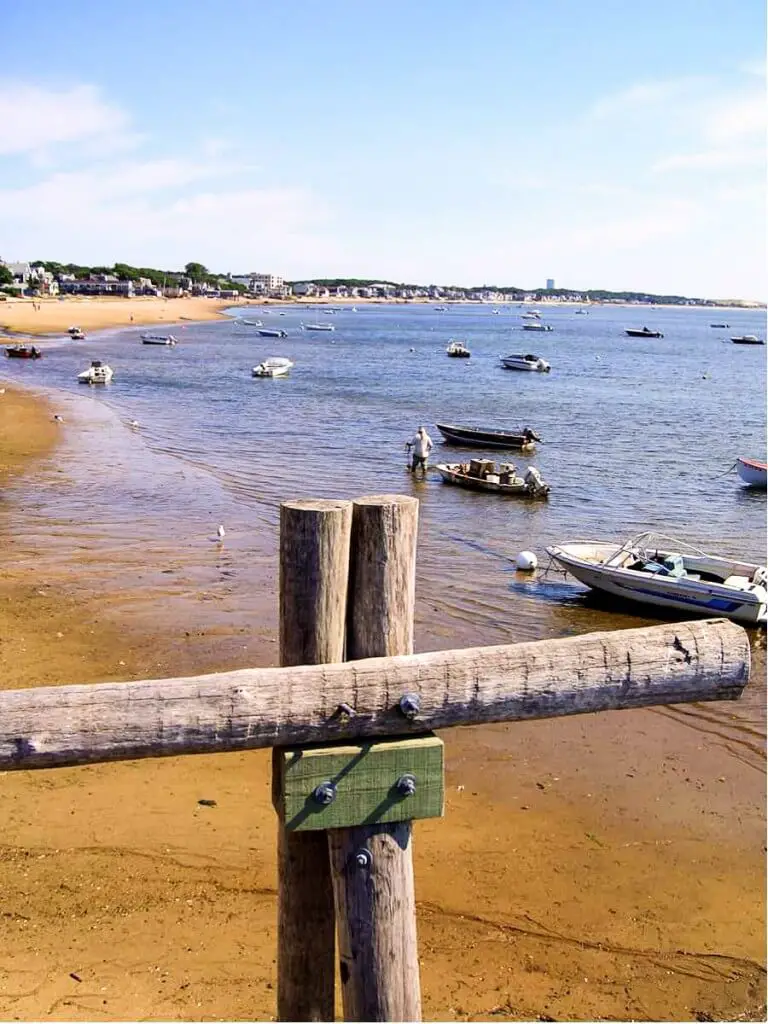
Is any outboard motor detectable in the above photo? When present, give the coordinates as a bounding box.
[524,466,550,496]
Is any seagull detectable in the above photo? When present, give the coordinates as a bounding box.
[129,419,140,428]
[216,525,226,539]
[53,414,64,423]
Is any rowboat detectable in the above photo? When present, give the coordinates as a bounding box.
[625,327,664,338]
[435,423,539,450]
[731,335,764,345]
[77,360,113,384]
[437,460,550,498]
[522,323,553,331]
[252,357,294,378]
[710,323,729,328]
[141,334,178,346]
[500,353,551,372]
[5,345,42,359]
[546,531,767,625]
[303,323,335,332]
[258,329,288,338]
[736,457,767,489]
[446,340,470,357]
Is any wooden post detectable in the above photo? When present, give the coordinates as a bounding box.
[276,498,352,1022]
[328,494,422,1022]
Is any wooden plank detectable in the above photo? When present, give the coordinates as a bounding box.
[0,618,750,771]
[275,498,351,1022]
[275,734,444,831]
[330,493,423,1021]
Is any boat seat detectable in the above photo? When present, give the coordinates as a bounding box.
[724,575,751,591]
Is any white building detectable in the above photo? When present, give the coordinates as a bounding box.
[250,272,284,294]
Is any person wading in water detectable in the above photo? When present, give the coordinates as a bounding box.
[405,425,433,475]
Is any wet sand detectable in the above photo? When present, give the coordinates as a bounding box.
[0,386,765,1022]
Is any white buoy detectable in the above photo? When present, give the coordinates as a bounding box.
[516,550,538,571]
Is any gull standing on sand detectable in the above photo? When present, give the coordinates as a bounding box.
[53,414,64,423]
[217,525,226,539]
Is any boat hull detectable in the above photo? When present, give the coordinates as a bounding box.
[737,458,767,488]
[5,348,41,359]
[437,464,548,498]
[258,330,288,338]
[732,337,764,345]
[436,423,536,450]
[547,543,766,625]
[625,329,664,338]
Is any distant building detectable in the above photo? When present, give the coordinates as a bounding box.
[546,278,555,290]
[58,275,134,297]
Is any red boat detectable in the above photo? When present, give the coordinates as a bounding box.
[5,345,42,359]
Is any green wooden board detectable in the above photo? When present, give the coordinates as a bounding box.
[275,733,444,831]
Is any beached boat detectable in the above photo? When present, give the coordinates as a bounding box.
[546,531,767,625]
[67,326,85,339]
[5,345,42,359]
[522,323,553,331]
[303,323,335,332]
[77,360,113,384]
[141,334,178,346]
[437,459,550,498]
[435,423,539,450]
[736,457,767,489]
[258,329,288,338]
[625,327,664,338]
[252,357,294,378]
[731,335,764,345]
[500,353,551,372]
[446,340,471,357]
[710,323,729,328]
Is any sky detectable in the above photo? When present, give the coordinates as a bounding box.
[0,1,765,300]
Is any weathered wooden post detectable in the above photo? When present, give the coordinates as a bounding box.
[328,495,424,1022]
[275,498,352,1022]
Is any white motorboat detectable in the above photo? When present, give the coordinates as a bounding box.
[77,360,114,384]
[238,318,263,327]
[521,311,541,319]
[546,531,767,625]
[67,326,85,339]
[731,335,764,345]
[500,353,551,372]
[303,323,335,332]
[141,333,178,346]
[446,340,471,357]
[736,457,767,489]
[252,357,294,378]
[522,323,553,332]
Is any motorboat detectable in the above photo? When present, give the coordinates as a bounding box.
[238,318,263,327]
[303,323,335,332]
[710,323,729,328]
[546,531,767,625]
[435,423,540,450]
[5,345,42,359]
[446,340,471,357]
[521,311,541,319]
[625,327,664,338]
[574,309,588,315]
[736,457,767,489]
[522,323,553,331]
[731,335,764,345]
[437,459,550,498]
[252,357,294,378]
[77,360,113,384]
[67,326,85,339]
[500,353,551,372]
[141,334,177,346]
[258,328,288,338]
[434,305,447,311]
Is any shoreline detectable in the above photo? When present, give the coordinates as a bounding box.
[0,382,764,1021]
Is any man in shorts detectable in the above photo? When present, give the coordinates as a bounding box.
[406,425,433,475]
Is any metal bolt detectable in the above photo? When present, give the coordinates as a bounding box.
[398,693,421,719]
[395,773,417,797]
[312,781,337,805]
[354,849,372,869]
[337,702,357,718]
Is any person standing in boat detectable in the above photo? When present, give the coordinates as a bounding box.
[406,425,433,475]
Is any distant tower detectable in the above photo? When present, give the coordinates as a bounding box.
[546,278,555,291]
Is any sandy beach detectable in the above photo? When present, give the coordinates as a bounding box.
[0,355,765,1020]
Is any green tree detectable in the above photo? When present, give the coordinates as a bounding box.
[184,262,209,282]
[0,264,13,286]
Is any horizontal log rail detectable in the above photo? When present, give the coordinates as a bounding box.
[0,618,748,772]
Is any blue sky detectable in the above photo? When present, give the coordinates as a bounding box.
[1,1,765,299]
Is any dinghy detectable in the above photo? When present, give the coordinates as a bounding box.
[252,357,294,378]
[736,457,767,489]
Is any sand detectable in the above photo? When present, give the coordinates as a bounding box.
[0,385,764,1022]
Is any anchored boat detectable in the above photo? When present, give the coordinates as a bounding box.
[736,457,767,489]
[252,357,294,378]
[446,340,471,357]
[435,423,539,450]
[500,353,551,372]
[625,327,664,338]
[77,360,113,384]
[437,459,550,498]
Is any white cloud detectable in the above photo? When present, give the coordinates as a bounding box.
[588,76,710,119]
[705,93,766,143]
[652,147,766,172]
[0,82,131,156]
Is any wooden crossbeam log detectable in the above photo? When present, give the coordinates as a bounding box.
[0,618,749,772]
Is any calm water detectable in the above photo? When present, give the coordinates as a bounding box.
[2,303,766,766]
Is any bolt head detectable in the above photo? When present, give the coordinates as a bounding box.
[354,849,372,869]
[398,693,421,719]
[395,773,417,797]
[312,781,337,805]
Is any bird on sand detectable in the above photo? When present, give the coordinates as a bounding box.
[53,414,64,422]
[217,525,226,539]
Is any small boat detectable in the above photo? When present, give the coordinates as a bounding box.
[736,457,767,489]
[710,323,729,328]
[436,423,540,450]
[522,323,553,331]
[521,311,541,320]
[252,357,294,378]
[238,318,264,327]
[547,531,767,625]
[258,328,288,338]
[303,323,335,332]
[141,333,178,346]
[77,360,113,384]
[500,353,551,372]
[574,309,588,315]
[437,460,550,498]
[434,305,447,312]
[625,327,664,338]
[67,326,85,339]
[731,335,764,345]
[446,340,471,357]
[5,345,42,359]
